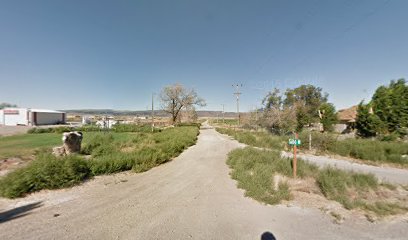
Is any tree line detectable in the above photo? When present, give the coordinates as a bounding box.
[356,78,408,139]
[159,79,408,140]
[259,84,337,135]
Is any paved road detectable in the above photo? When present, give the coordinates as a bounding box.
[0,125,407,239]
[281,152,408,185]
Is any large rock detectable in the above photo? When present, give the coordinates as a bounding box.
[53,131,83,156]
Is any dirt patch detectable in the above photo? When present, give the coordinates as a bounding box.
[0,157,31,176]
[120,146,135,153]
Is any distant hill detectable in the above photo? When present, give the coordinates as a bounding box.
[62,109,239,118]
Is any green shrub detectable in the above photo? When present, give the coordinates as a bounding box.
[27,128,54,134]
[317,168,378,208]
[89,152,135,175]
[330,139,408,165]
[176,122,201,128]
[76,125,101,132]
[112,124,160,133]
[298,131,337,152]
[28,125,101,134]
[0,154,90,198]
[81,133,115,155]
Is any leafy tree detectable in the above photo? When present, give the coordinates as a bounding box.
[355,102,384,137]
[262,88,282,110]
[284,85,328,131]
[0,103,17,109]
[160,83,206,124]
[261,84,333,134]
[371,79,408,134]
[318,103,338,132]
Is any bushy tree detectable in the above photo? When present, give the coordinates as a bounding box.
[260,107,297,135]
[371,79,408,134]
[356,79,408,138]
[319,103,338,132]
[261,85,333,133]
[355,102,384,137]
[262,88,282,109]
[284,85,328,131]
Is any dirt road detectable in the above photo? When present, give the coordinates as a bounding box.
[0,125,407,239]
[281,152,408,185]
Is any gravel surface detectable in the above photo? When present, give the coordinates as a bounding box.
[281,152,408,185]
[0,125,32,136]
[0,124,407,240]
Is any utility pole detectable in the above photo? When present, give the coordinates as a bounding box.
[151,93,155,132]
[255,105,258,131]
[221,104,225,124]
[232,84,242,126]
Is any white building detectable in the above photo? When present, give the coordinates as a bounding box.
[0,108,66,126]
[96,119,117,129]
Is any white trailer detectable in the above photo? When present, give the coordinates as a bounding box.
[0,108,66,126]
[0,108,29,126]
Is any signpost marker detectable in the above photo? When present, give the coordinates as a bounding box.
[288,133,301,178]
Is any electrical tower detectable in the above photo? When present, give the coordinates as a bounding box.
[232,84,242,125]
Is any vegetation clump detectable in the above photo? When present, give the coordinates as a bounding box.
[0,154,90,198]
[356,79,408,138]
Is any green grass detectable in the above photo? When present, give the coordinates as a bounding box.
[0,133,61,159]
[227,147,407,217]
[0,126,200,198]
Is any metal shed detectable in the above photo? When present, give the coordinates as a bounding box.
[0,108,66,126]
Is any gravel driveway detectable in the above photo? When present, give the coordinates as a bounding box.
[281,152,408,185]
[0,125,407,240]
[0,125,32,136]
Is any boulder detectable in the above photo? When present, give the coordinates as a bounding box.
[53,131,83,157]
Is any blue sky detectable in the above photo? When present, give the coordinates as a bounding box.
[0,0,407,112]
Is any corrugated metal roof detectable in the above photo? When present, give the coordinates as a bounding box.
[30,109,65,113]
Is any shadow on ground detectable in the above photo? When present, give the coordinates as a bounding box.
[0,202,43,224]
[261,231,277,240]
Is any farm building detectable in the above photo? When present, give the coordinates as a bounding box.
[0,108,66,126]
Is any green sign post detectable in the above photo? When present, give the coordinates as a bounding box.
[288,135,301,177]
[288,139,301,146]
